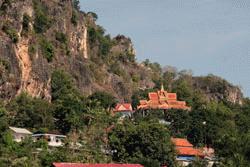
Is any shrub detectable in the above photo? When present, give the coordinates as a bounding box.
[118,52,136,63]
[88,91,116,109]
[28,44,36,57]
[131,73,140,83]
[71,10,78,26]
[55,32,70,56]
[33,0,51,33]
[21,13,31,36]
[0,0,12,12]
[2,24,18,43]
[109,63,124,76]
[0,59,10,71]
[72,0,80,11]
[55,32,67,44]
[88,26,112,56]
[99,35,112,56]
[40,38,54,62]
[88,27,97,44]
[87,12,98,21]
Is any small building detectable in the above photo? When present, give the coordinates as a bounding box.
[9,127,32,142]
[32,133,66,147]
[137,85,191,111]
[171,138,204,166]
[113,103,134,117]
[53,163,144,167]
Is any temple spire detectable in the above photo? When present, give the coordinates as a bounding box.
[161,83,165,92]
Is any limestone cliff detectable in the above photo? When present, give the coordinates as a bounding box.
[0,0,153,101]
[0,0,244,105]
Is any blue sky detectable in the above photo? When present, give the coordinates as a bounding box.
[80,0,250,97]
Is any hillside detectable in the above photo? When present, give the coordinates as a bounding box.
[0,1,250,167]
[0,0,244,105]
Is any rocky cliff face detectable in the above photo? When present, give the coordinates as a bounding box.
[193,75,243,105]
[0,0,154,101]
[0,0,244,105]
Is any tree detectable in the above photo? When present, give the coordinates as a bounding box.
[51,70,86,134]
[0,105,8,143]
[131,88,155,109]
[88,91,116,110]
[8,93,54,130]
[33,0,51,33]
[72,0,80,11]
[21,13,31,36]
[87,12,98,21]
[108,119,177,167]
[172,79,194,106]
[164,109,191,137]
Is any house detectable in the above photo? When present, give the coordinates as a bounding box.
[137,85,191,111]
[113,103,134,117]
[171,138,204,166]
[32,133,66,147]
[52,163,144,167]
[9,127,32,142]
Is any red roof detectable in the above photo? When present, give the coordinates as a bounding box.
[137,87,191,110]
[176,147,204,157]
[148,92,159,100]
[171,138,193,147]
[114,103,133,112]
[171,138,204,157]
[53,163,84,167]
[53,163,143,167]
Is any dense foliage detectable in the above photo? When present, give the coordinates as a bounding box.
[0,1,249,166]
[33,0,51,33]
[40,37,54,62]
[2,23,18,43]
[0,65,248,167]
[109,119,176,167]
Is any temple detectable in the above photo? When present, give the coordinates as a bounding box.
[137,85,191,110]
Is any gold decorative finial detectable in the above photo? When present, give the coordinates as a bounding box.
[161,83,164,91]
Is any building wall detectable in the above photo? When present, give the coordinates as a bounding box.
[12,133,29,142]
[33,135,64,147]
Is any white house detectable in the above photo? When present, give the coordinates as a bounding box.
[9,127,32,142]
[32,133,66,147]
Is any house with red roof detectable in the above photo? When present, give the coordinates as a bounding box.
[52,163,144,167]
[113,103,134,117]
[171,138,204,166]
[137,85,191,111]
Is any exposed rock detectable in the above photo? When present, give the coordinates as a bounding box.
[0,0,244,105]
[193,75,243,105]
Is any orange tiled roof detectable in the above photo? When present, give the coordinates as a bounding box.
[137,85,191,110]
[172,138,204,157]
[114,103,133,112]
[148,92,159,100]
[176,147,204,157]
[171,138,193,147]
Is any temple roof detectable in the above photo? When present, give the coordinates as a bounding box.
[137,86,191,110]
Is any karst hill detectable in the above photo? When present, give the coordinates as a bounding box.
[0,0,244,105]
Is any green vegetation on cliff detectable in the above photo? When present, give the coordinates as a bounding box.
[0,0,249,167]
